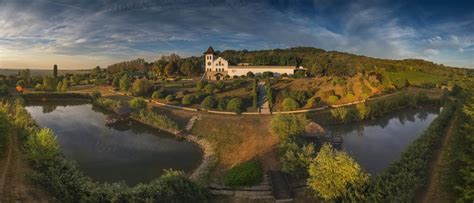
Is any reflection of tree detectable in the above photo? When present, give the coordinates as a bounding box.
[417,111,428,121]
[42,105,57,113]
[325,108,440,136]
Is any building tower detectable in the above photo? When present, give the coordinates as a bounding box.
[204,46,215,72]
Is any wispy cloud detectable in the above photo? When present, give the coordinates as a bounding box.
[0,0,473,69]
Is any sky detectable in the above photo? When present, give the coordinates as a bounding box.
[0,0,473,69]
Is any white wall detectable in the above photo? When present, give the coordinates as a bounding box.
[227,67,294,77]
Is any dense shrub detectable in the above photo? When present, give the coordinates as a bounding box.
[226,98,243,114]
[196,80,207,90]
[282,97,299,111]
[223,160,263,187]
[0,84,8,96]
[280,139,315,177]
[130,78,150,96]
[204,83,216,94]
[181,94,195,105]
[129,97,147,111]
[165,94,175,103]
[270,114,308,140]
[152,87,167,99]
[308,144,369,201]
[327,95,339,103]
[0,109,9,155]
[133,110,179,132]
[25,128,60,168]
[200,96,217,109]
[94,97,118,110]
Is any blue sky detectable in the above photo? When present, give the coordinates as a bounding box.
[0,0,473,69]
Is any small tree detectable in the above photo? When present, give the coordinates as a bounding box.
[53,64,58,78]
[330,107,349,122]
[165,94,175,103]
[182,94,195,105]
[112,77,120,88]
[16,80,26,88]
[252,79,258,109]
[280,140,315,177]
[131,78,150,96]
[129,97,147,111]
[282,97,299,111]
[356,103,368,120]
[265,79,273,110]
[196,80,207,90]
[25,128,60,167]
[119,74,131,92]
[270,114,308,140]
[307,144,369,201]
[201,96,217,109]
[56,81,63,92]
[246,71,255,78]
[226,98,243,114]
[204,83,216,94]
[42,76,56,91]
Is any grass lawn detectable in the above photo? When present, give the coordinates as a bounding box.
[387,71,446,85]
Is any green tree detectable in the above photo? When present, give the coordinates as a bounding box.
[252,79,258,109]
[164,62,177,76]
[280,140,315,177]
[226,98,243,114]
[25,128,60,167]
[165,94,175,103]
[152,87,167,99]
[129,97,147,111]
[119,74,131,92]
[42,76,56,91]
[56,81,63,92]
[0,84,8,96]
[356,103,368,120]
[204,83,216,94]
[16,79,26,88]
[131,78,150,96]
[53,64,58,78]
[265,79,273,111]
[330,107,349,122]
[200,96,217,109]
[196,80,207,90]
[282,97,299,111]
[270,114,308,139]
[307,144,369,201]
[181,94,195,105]
[112,76,120,88]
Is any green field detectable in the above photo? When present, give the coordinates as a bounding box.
[387,71,446,85]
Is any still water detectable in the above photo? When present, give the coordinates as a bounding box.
[322,108,440,175]
[25,100,202,185]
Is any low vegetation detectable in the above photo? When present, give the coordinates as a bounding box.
[132,110,179,133]
[223,160,263,187]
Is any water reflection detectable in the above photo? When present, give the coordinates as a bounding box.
[25,101,202,185]
[318,108,439,175]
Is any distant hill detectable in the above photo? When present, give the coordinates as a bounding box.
[0,69,91,77]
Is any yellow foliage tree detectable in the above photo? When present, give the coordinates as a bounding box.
[307,144,369,200]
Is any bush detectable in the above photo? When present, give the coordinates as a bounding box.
[17,79,26,87]
[25,128,60,167]
[270,114,308,140]
[181,94,195,105]
[328,95,339,103]
[196,80,207,90]
[93,97,117,110]
[152,88,166,99]
[0,84,9,96]
[130,78,150,96]
[223,160,263,187]
[165,94,175,103]
[133,110,179,132]
[200,96,217,109]
[91,91,101,100]
[330,107,349,121]
[226,98,243,114]
[129,97,147,111]
[282,97,299,111]
[280,140,315,177]
[0,110,10,154]
[306,97,320,107]
[204,83,216,94]
[119,74,131,92]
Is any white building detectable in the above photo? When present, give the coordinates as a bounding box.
[204,47,299,80]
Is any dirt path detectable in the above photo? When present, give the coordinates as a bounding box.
[0,129,52,202]
[420,115,457,203]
